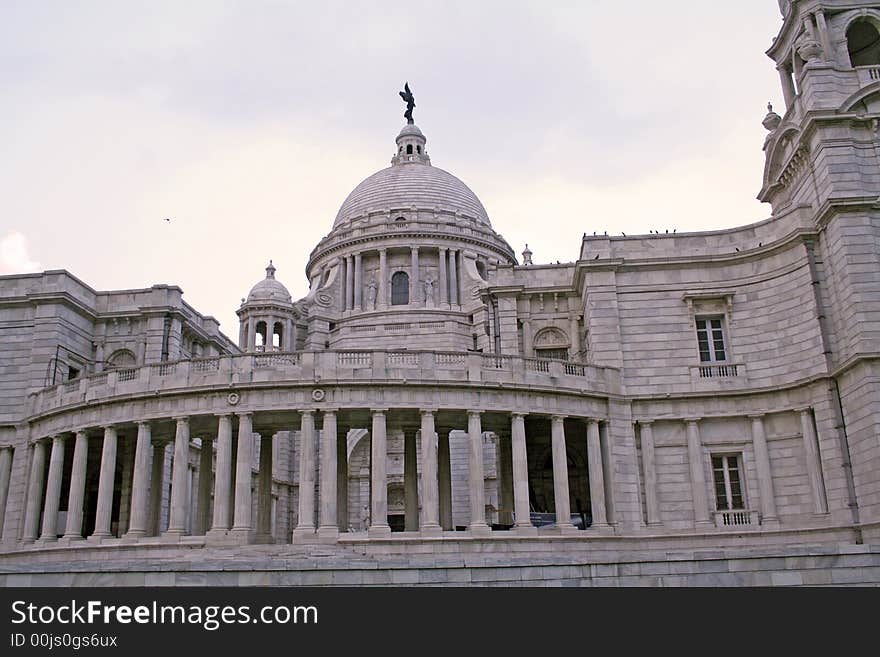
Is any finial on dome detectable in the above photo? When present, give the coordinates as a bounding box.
[522,244,533,266]
[266,260,276,279]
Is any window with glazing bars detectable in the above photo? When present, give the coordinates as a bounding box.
[695,316,727,362]
[712,454,744,510]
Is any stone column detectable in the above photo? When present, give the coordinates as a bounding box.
[639,421,661,527]
[550,415,574,531]
[0,447,13,535]
[510,413,535,533]
[378,249,388,308]
[345,255,354,311]
[266,316,275,350]
[166,417,191,536]
[257,434,273,542]
[23,440,48,542]
[368,409,391,537]
[247,317,256,351]
[685,418,711,527]
[586,419,609,529]
[498,432,514,525]
[232,412,254,537]
[294,410,317,539]
[522,316,532,357]
[404,429,419,531]
[318,410,339,540]
[63,430,89,540]
[799,408,828,514]
[148,441,166,536]
[354,253,363,310]
[92,427,118,539]
[39,435,66,541]
[419,410,441,535]
[336,424,348,531]
[210,414,233,532]
[750,414,779,526]
[814,10,833,62]
[410,247,419,305]
[125,422,152,538]
[569,313,581,361]
[778,66,796,110]
[438,428,453,530]
[196,437,213,535]
[438,247,448,306]
[448,249,459,305]
[467,411,490,535]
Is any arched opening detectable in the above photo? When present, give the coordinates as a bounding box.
[406,144,413,155]
[416,145,421,154]
[272,322,283,351]
[255,321,268,351]
[533,327,570,361]
[848,20,880,67]
[106,349,137,369]
[391,271,409,305]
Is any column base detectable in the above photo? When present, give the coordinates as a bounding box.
[513,524,538,536]
[120,531,146,543]
[87,533,111,544]
[316,526,339,543]
[761,517,781,529]
[36,536,59,545]
[230,528,254,544]
[292,526,318,544]
[588,522,614,535]
[468,522,492,537]
[367,524,392,539]
[254,532,275,545]
[419,523,442,538]
[160,530,186,543]
[58,535,85,544]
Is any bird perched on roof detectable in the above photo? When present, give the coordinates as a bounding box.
[594,254,600,260]
[164,217,171,223]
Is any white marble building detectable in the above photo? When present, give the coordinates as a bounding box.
[1,0,880,585]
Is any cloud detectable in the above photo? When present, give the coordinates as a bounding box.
[0,231,41,274]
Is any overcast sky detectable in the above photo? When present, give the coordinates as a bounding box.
[0,1,784,338]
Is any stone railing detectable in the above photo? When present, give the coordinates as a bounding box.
[856,65,880,85]
[27,350,620,416]
[696,364,739,378]
[713,509,759,528]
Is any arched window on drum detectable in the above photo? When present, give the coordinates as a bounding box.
[391,271,409,305]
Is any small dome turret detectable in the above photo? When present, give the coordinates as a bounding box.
[247,260,292,303]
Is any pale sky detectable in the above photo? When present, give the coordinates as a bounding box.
[0,1,784,338]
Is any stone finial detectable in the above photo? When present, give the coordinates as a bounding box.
[762,101,781,132]
[522,244,533,266]
[266,260,276,279]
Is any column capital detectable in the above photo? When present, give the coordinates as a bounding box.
[794,406,813,414]
[73,428,89,437]
[683,417,701,425]
[747,413,766,420]
[235,411,253,418]
[371,408,389,415]
[300,409,317,417]
[420,408,437,416]
[510,411,527,419]
[173,415,190,423]
[550,414,566,423]
[136,420,151,427]
[216,412,233,419]
[635,419,653,427]
[583,417,600,426]
[322,408,339,415]
[467,409,482,418]
[378,247,387,254]
[410,246,419,254]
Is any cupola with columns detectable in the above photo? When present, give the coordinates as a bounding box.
[237,261,303,352]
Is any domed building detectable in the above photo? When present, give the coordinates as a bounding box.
[2,1,880,586]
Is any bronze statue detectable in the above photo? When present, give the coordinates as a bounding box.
[399,82,415,124]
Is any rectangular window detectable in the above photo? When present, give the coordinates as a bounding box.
[712,454,744,510]
[695,316,727,362]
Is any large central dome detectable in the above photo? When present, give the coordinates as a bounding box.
[331,123,491,230]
